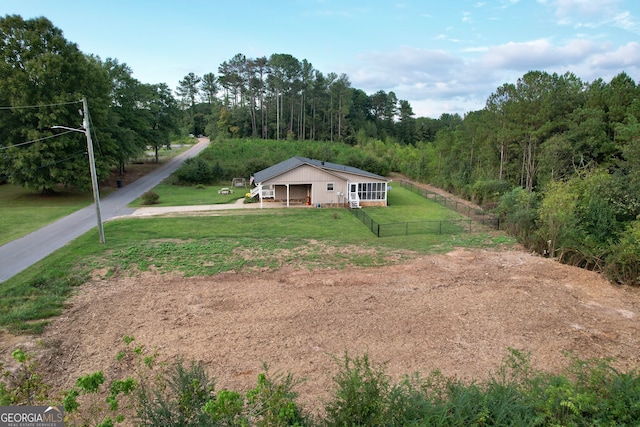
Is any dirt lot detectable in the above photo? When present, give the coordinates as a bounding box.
[3,247,639,415]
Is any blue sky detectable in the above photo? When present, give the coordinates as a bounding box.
[3,0,640,118]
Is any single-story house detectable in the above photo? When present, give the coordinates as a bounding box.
[249,156,390,208]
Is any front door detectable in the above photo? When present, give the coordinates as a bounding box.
[348,183,360,207]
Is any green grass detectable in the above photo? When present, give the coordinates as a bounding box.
[0,204,515,333]
[0,162,516,334]
[128,183,245,207]
[0,185,93,246]
[365,186,466,223]
[0,140,197,244]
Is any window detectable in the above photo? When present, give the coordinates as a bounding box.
[327,182,334,191]
[357,182,386,200]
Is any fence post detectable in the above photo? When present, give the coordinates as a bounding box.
[377,223,380,238]
[439,221,442,234]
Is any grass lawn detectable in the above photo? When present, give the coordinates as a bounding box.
[127,183,246,207]
[364,186,465,222]
[0,185,93,246]
[0,204,514,333]
[0,167,515,334]
[0,140,196,245]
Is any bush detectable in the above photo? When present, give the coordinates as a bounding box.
[140,191,159,205]
[136,358,215,427]
[470,179,512,206]
[175,157,213,185]
[324,353,391,426]
[605,218,640,285]
[3,346,640,426]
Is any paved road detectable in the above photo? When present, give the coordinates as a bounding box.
[0,138,211,283]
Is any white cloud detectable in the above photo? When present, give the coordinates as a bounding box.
[589,41,640,69]
[546,0,640,33]
[478,38,601,70]
[346,35,640,118]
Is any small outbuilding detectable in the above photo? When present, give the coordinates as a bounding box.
[249,156,390,208]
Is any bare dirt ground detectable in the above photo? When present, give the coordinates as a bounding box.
[1,176,639,417]
[3,247,639,416]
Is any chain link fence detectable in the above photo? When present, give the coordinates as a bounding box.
[350,180,500,237]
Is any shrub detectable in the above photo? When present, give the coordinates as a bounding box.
[470,179,512,206]
[244,365,307,426]
[136,358,215,427]
[140,191,159,205]
[0,348,49,405]
[605,218,640,285]
[324,353,391,426]
[175,157,213,184]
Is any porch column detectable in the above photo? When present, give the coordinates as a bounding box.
[286,184,290,207]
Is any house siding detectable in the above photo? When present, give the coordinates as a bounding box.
[263,165,350,206]
[256,161,389,207]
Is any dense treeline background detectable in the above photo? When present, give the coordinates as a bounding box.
[1,15,639,285]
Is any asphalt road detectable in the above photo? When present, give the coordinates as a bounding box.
[0,138,211,283]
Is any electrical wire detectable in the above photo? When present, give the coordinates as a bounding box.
[0,130,77,150]
[86,107,103,157]
[0,150,88,182]
[0,100,82,110]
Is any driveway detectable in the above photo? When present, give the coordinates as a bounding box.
[0,138,211,283]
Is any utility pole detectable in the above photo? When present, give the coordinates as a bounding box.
[53,97,105,244]
[82,97,105,244]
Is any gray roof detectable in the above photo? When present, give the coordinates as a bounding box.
[252,156,388,183]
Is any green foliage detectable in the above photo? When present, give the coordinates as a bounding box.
[136,358,215,426]
[605,218,640,285]
[0,15,113,193]
[0,348,49,405]
[536,180,579,257]
[202,389,245,426]
[245,365,307,426]
[324,353,390,426]
[75,371,105,393]
[0,269,87,334]
[496,187,540,247]
[469,179,512,207]
[175,157,215,184]
[62,337,148,426]
[3,345,640,426]
[140,190,160,205]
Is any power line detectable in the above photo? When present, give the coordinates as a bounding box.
[87,107,103,157]
[0,130,77,150]
[0,150,88,182]
[0,100,82,110]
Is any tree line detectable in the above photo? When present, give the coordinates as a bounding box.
[1,15,638,284]
[0,15,418,194]
[177,52,418,144]
[354,70,640,285]
[0,15,180,193]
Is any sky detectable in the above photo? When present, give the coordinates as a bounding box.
[3,0,640,118]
